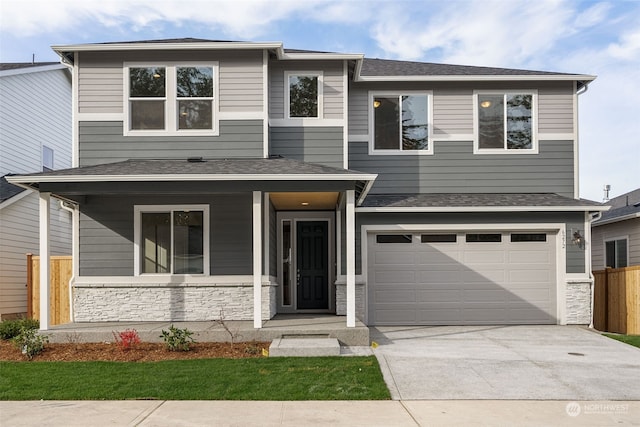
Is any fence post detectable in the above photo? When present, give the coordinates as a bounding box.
[604,267,610,331]
[26,253,33,319]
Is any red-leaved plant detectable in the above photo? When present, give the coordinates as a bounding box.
[112,329,141,351]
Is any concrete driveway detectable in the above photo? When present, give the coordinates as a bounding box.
[370,325,640,400]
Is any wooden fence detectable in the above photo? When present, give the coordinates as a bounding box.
[593,265,640,335]
[26,254,72,326]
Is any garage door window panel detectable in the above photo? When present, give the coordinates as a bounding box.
[376,234,413,244]
[421,234,457,243]
[466,233,502,243]
[511,233,546,242]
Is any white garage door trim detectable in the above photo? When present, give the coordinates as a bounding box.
[361,223,567,325]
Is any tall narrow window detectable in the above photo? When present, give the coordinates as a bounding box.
[142,212,171,273]
[42,146,54,171]
[477,92,535,151]
[129,67,166,130]
[177,66,214,130]
[372,93,431,152]
[288,73,320,118]
[137,206,208,275]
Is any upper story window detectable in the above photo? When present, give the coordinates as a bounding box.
[125,63,217,136]
[474,91,537,153]
[286,72,322,119]
[42,145,54,171]
[605,237,628,268]
[370,92,433,155]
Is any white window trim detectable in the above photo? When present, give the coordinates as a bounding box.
[124,62,219,137]
[368,91,434,155]
[133,204,210,276]
[284,71,323,121]
[473,90,538,154]
[603,235,629,269]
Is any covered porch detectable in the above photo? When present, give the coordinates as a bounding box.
[40,314,370,346]
[7,158,376,332]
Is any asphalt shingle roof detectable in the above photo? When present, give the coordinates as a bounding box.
[361,193,603,209]
[12,158,369,179]
[0,175,26,203]
[596,188,640,223]
[0,62,59,71]
[360,58,574,77]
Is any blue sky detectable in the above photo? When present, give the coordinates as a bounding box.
[1,0,638,201]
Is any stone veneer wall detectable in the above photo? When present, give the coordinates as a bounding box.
[335,283,365,321]
[565,280,592,325]
[73,282,277,322]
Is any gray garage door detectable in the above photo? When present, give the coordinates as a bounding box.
[368,231,557,325]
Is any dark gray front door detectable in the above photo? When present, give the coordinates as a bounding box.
[297,221,329,309]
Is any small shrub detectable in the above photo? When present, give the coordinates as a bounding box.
[0,318,39,340]
[13,326,48,360]
[160,325,195,351]
[112,329,141,351]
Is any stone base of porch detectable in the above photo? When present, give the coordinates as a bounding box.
[335,282,365,321]
[72,281,277,322]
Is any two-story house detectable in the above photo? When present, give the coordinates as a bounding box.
[0,62,72,320]
[8,39,606,330]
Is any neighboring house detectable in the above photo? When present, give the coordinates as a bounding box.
[8,39,607,330]
[591,188,640,269]
[0,63,72,320]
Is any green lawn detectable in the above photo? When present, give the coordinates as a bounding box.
[0,356,390,400]
[603,333,640,348]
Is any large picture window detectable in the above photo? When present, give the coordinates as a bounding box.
[475,91,537,152]
[126,63,216,135]
[371,92,432,153]
[286,72,322,118]
[134,205,209,275]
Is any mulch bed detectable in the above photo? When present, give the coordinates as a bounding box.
[0,340,271,362]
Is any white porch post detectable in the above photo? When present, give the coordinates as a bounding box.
[253,191,263,329]
[346,190,356,327]
[39,192,51,330]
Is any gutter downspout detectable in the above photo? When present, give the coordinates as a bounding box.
[587,210,603,329]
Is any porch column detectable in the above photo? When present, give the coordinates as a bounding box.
[39,192,51,330]
[346,190,356,327]
[252,191,263,328]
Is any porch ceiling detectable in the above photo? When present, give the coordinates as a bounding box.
[270,192,339,210]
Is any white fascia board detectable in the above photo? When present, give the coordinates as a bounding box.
[52,42,283,55]
[278,52,364,61]
[592,212,640,227]
[354,74,597,83]
[356,205,609,213]
[7,173,378,184]
[0,63,67,77]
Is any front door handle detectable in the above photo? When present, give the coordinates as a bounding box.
[296,269,300,286]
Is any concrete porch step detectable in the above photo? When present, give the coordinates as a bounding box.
[269,335,341,357]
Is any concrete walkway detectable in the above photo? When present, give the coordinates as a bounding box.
[1,400,638,426]
[370,325,640,401]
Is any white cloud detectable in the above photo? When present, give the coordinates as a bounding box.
[573,1,611,29]
[607,28,640,61]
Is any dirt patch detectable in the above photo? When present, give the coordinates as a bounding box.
[0,340,270,362]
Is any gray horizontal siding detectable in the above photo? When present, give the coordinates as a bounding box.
[348,81,574,138]
[270,127,343,168]
[349,212,586,275]
[79,194,252,276]
[591,218,640,269]
[78,120,263,166]
[77,50,264,114]
[349,139,574,197]
[269,60,344,119]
